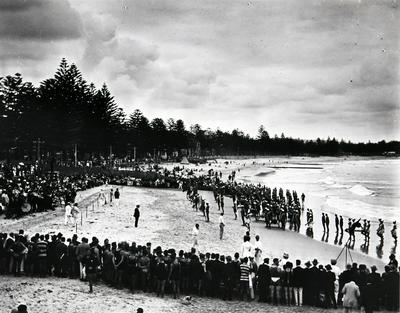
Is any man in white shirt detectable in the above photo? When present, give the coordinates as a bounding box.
[330,259,341,297]
[71,203,80,225]
[241,235,253,258]
[219,213,225,240]
[254,235,263,265]
[64,202,73,225]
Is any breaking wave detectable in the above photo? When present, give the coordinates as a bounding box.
[349,184,373,196]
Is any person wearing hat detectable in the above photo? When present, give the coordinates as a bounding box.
[338,264,353,305]
[308,259,320,306]
[376,219,385,242]
[364,265,381,312]
[325,264,337,308]
[134,205,140,228]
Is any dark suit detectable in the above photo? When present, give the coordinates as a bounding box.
[257,263,271,302]
[223,262,237,300]
[366,272,381,311]
[292,266,305,305]
[54,241,68,277]
[134,208,140,227]
[308,266,321,306]
[324,271,337,308]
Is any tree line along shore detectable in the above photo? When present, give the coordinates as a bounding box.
[1,59,399,163]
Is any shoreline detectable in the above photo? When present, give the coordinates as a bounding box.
[181,155,399,161]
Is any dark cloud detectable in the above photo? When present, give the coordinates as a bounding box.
[0,0,42,11]
[0,0,83,40]
[1,0,398,141]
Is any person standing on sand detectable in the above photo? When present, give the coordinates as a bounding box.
[292,260,305,306]
[239,257,250,301]
[241,235,253,258]
[322,213,326,232]
[192,224,200,250]
[76,237,90,280]
[240,205,246,226]
[257,258,271,302]
[342,280,360,313]
[377,219,384,242]
[109,188,114,206]
[64,202,73,225]
[326,214,330,233]
[254,235,263,265]
[219,213,225,240]
[217,194,221,211]
[325,264,337,309]
[99,189,107,205]
[340,215,344,233]
[205,203,210,222]
[71,203,80,225]
[84,247,100,293]
[233,200,238,220]
[134,205,140,227]
[114,188,120,207]
[335,214,339,233]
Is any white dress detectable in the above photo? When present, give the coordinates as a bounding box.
[192,227,199,248]
[241,241,253,258]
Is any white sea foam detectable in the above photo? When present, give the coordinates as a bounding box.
[320,176,335,185]
[320,177,347,189]
[349,184,373,196]
[326,196,399,221]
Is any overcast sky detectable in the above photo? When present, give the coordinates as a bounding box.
[0,0,399,142]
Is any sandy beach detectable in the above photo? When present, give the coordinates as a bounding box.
[2,275,397,313]
[0,184,392,313]
[2,185,386,270]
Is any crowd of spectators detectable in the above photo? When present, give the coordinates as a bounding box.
[0,230,398,312]
[0,163,110,217]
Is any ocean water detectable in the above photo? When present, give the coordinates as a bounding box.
[222,156,400,261]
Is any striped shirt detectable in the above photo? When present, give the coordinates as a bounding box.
[240,263,250,281]
[36,241,48,258]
